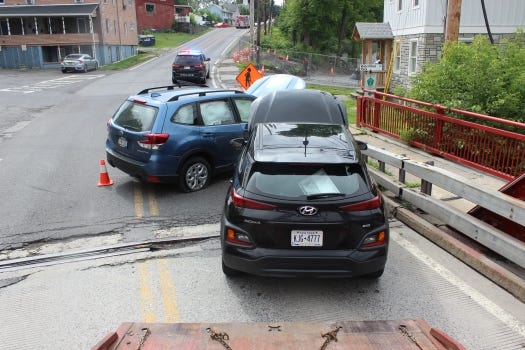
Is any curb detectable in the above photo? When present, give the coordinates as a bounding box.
[383,194,525,303]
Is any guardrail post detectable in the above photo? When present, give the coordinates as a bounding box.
[379,160,386,173]
[373,91,381,129]
[420,161,434,195]
[356,96,362,127]
[399,155,406,183]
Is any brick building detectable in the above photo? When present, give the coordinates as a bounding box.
[0,0,138,69]
[135,0,174,33]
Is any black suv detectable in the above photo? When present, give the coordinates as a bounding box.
[172,49,211,84]
[221,90,389,278]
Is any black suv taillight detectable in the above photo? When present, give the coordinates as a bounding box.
[338,192,382,212]
[231,188,276,210]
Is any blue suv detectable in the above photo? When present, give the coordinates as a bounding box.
[106,85,256,192]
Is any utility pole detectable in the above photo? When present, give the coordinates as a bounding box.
[250,0,255,61]
[445,0,462,42]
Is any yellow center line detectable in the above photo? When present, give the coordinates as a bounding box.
[138,261,156,323]
[134,182,144,218]
[157,259,180,322]
[148,187,159,216]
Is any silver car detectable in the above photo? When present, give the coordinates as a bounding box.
[60,54,99,73]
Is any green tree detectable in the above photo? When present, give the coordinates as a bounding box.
[273,0,382,54]
[410,32,525,122]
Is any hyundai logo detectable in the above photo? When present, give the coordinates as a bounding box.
[299,206,318,216]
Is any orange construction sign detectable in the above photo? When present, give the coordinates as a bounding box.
[236,63,263,90]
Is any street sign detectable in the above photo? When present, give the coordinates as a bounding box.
[359,64,383,71]
[364,73,377,96]
[236,63,263,90]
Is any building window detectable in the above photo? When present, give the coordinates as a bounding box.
[106,18,110,33]
[413,0,419,7]
[114,20,118,35]
[409,39,418,74]
[124,22,128,37]
[397,0,402,11]
[394,40,401,72]
[145,3,155,13]
[25,0,34,4]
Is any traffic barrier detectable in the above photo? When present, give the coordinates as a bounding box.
[97,159,114,187]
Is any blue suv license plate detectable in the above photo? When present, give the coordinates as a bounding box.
[117,137,128,148]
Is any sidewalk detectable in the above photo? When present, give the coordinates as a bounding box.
[217,57,525,301]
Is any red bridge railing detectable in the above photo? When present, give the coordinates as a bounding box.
[357,90,525,181]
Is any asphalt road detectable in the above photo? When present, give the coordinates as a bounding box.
[1,221,525,349]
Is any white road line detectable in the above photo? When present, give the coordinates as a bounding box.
[128,57,159,71]
[392,231,525,337]
[0,74,105,94]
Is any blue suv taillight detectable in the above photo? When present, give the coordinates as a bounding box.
[138,133,169,150]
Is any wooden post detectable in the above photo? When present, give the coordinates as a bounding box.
[445,0,462,42]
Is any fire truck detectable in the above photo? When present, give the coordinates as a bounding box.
[235,15,250,28]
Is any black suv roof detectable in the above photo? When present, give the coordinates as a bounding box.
[248,89,348,130]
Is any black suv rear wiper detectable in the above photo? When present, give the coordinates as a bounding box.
[306,193,345,200]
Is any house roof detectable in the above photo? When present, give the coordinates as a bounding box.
[352,22,393,40]
[0,4,98,17]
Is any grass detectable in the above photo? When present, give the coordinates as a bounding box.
[152,31,210,48]
[100,31,210,70]
[100,51,157,70]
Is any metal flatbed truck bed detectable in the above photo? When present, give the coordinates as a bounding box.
[92,319,466,350]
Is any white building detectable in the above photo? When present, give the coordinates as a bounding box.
[357,0,525,89]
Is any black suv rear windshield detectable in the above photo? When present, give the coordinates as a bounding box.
[245,162,368,199]
[113,100,158,132]
[174,56,202,65]
[259,124,349,149]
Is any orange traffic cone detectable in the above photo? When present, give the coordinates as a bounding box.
[97,159,114,186]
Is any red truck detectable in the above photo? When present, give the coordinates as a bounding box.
[235,15,250,29]
[92,319,466,349]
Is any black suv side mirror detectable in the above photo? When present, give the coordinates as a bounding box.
[357,140,368,150]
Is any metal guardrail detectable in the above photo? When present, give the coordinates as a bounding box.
[362,145,525,269]
[357,90,525,181]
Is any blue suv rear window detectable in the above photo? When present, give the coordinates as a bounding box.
[113,101,158,132]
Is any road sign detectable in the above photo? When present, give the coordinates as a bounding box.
[364,73,377,96]
[359,64,383,71]
[236,63,263,90]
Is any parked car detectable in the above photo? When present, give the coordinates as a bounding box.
[105,85,256,192]
[221,89,389,278]
[214,22,229,28]
[172,49,211,84]
[60,54,98,73]
[246,73,306,97]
